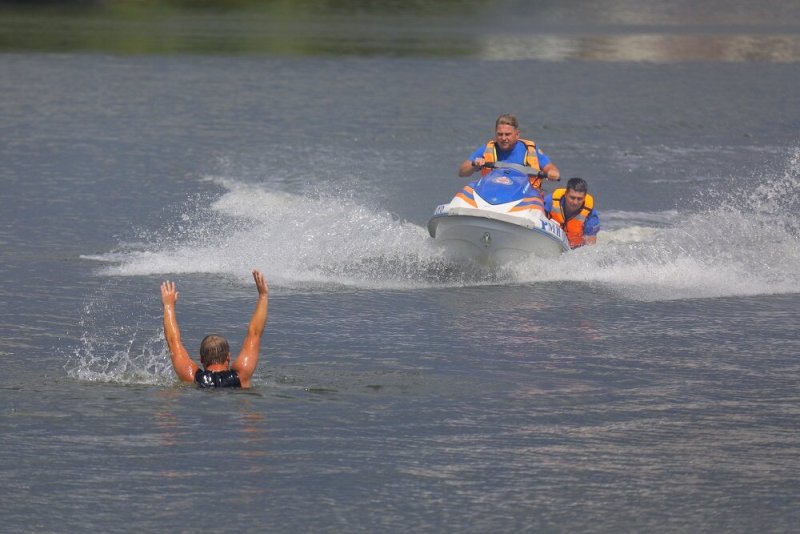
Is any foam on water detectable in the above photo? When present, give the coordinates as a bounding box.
[85,149,800,299]
[65,281,175,384]
[515,148,800,300]
[86,176,458,288]
[71,150,800,385]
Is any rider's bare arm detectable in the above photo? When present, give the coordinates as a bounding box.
[542,162,560,181]
[458,158,483,177]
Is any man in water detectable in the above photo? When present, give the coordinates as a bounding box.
[544,177,600,249]
[160,270,269,389]
[458,114,561,190]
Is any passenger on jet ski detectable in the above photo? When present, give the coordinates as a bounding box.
[458,114,561,193]
[544,177,600,248]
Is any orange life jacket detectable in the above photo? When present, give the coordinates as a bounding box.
[548,188,595,249]
[481,138,543,189]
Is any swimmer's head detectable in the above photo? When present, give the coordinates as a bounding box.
[199,334,230,367]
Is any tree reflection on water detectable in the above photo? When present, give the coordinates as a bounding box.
[1,0,798,62]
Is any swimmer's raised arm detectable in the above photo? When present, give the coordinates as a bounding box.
[231,270,269,388]
[161,280,200,383]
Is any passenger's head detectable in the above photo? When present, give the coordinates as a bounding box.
[199,334,230,367]
[566,177,588,193]
[494,114,520,151]
[564,177,588,212]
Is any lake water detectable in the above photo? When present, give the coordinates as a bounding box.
[2,1,799,532]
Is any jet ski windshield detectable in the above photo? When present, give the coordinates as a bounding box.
[475,165,533,205]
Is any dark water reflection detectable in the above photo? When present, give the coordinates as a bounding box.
[1,0,799,61]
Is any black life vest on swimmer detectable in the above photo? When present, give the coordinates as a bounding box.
[482,138,543,188]
[194,369,242,388]
[548,188,595,249]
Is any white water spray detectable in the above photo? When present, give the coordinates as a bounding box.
[88,152,799,299]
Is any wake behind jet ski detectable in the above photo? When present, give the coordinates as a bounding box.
[428,162,569,264]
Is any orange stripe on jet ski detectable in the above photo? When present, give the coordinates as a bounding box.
[510,197,545,212]
[510,205,545,212]
[456,192,478,207]
[455,186,477,207]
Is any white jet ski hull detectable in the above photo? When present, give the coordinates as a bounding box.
[428,207,569,264]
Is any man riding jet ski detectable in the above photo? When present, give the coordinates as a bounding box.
[458,113,561,191]
[429,114,598,262]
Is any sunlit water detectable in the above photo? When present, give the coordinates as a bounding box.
[2,3,799,532]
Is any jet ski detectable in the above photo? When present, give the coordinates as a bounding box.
[428,162,569,264]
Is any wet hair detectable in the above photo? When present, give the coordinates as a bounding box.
[566,177,588,193]
[495,114,519,130]
[199,334,230,367]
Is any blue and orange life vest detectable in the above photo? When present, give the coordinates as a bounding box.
[548,188,595,249]
[482,139,543,189]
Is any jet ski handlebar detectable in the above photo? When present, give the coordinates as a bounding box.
[478,161,552,180]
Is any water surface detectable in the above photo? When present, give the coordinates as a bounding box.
[1,1,799,532]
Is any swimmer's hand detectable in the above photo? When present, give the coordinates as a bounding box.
[161,280,179,307]
[252,270,269,297]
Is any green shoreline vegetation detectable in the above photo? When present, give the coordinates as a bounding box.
[0,0,487,56]
[3,1,797,61]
